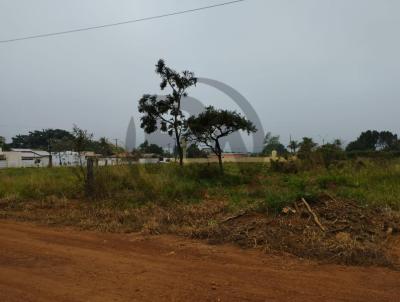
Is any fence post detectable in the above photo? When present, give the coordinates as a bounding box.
[85,157,95,197]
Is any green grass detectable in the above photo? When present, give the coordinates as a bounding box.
[0,167,81,200]
[1,159,399,210]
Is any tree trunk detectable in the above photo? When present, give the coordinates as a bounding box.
[48,154,53,168]
[179,151,183,166]
[217,153,223,174]
[215,140,223,174]
[175,133,183,166]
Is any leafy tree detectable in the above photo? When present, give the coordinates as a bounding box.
[297,137,318,160]
[9,129,74,150]
[97,137,114,156]
[139,140,164,156]
[138,59,197,166]
[377,131,399,150]
[262,132,287,156]
[51,138,73,152]
[187,143,208,158]
[0,136,8,151]
[9,129,75,167]
[51,138,74,166]
[346,130,400,152]
[287,140,299,154]
[346,130,380,152]
[72,125,93,166]
[316,139,345,168]
[186,106,256,173]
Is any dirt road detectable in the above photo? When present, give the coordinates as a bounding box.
[0,221,399,302]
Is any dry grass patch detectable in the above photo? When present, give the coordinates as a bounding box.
[1,195,399,267]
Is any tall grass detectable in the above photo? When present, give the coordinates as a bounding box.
[0,159,399,210]
[0,167,81,200]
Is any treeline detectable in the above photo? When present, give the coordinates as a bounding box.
[0,126,124,156]
[262,130,400,157]
[263,130,400,171]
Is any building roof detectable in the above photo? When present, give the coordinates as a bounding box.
[10,149,50,157]
[33,151,50,157]
[11,148,33,152]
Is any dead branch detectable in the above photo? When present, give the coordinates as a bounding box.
[220,211,247,223]
[301,198,326,232]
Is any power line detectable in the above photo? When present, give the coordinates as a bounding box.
[0,0,246,44]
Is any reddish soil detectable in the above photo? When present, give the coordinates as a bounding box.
[0,221,399,302]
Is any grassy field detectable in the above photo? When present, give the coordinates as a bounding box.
[1,159,400,266]
[1,158,399,210]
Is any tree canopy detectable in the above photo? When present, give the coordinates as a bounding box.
[139,140,164,156]
[138,59,197,165]
[297,137,318,160]
[262,132,287,156]
[346,130,400,152]
[5,127,123,157]
[9,129,74,150]
[186,143,208,158]
[186,106,256,172]
[287,140,299,154]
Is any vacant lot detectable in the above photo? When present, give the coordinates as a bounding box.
[1,221,400,302]
[1,159,400,209]
[1,159,400,266]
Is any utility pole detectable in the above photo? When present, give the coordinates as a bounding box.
[114,138,120,165]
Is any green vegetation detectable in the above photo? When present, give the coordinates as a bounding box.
[186,143,208,158]
[186,106,256,173]
[1,159,399,266]
[3,127,125,157]
[1,159,399,210]
[138,59,197,166]
[262,132,287,156]
[346,130,400,152]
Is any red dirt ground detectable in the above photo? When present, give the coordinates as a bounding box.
[0,220,399,302]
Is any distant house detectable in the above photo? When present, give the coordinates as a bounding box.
[0,148,6,169]
[0,147,135,169]
[0,149,50,168]
[52,151,84,167]
[139,153,161,164]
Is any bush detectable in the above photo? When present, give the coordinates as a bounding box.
[270,159,299,173]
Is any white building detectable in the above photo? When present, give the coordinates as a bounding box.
[0,148,122,169]
[52,151,119,167]
[138,153,161,164]
[52,151,86,167]
[0,148,6,169]
[0,149,50,168]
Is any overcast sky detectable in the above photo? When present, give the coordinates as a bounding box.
[0,0,399,150]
